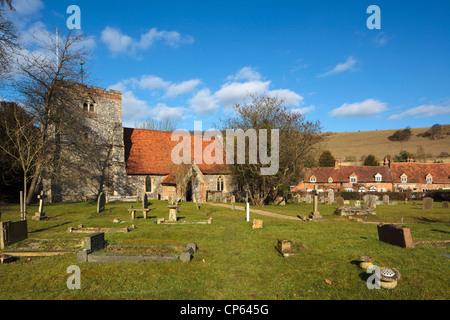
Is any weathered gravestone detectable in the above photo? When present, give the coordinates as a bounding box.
[377,223,414,248]
[168,205,179,222]
[97,192,106,213]
[336,197,345,207]
[423,197,434,210]
[328,191,334,204]
[442,201,449,209]
[32,191,49,221]
[305,193,312,204]
[383,195,389,205]
[0,220,28,249]
[355,200,361,207]
[231,196,235,211]
[275,196,285,205]
[142,193,148,209]
[366,195,376,209]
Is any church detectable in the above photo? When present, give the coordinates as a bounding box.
[42,85,234,203]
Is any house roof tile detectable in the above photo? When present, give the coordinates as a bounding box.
[124,128,230,175]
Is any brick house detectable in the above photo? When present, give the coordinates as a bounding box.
[292,158,450,193]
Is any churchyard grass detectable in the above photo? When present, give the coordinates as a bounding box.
[0,199,448,300]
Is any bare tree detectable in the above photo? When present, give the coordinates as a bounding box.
[137,116,178,132]
[6,29,93,206]
[220,95,322,206]
[0,0,19,85]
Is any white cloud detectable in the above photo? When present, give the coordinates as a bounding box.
[189,89,219,115]
[373,32,394,47]
[268,89,303,107]
[166,79,202,98]
[388,104,450,120]
[151,103,187,121]
[11,0,44,16]
[101,26,194,56]
[227,66,262,81]
[318,56,357,77]
[215,80,270,107]
[330,99,387,117]
[119,90,152,121]
[100,27,134,54]
[292,105,315,115]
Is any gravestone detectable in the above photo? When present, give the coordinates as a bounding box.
[305,194,312,204]
[231,196,235,211]
[309,186,322,220]
[363,194,369,204]
[142,193,148,209]
[97,192,106,213]
[383,195,389,205]
[293,194,301,204]
[168,205,179,222]
[442,201,449,209]
[377,224,414,248]
[355,200,361,207]
[336,197,345,207]
[0,220,28,249]
[275,196,285,205]
[32,191,48,221]
[423,197,433,210]
[328,191,334,204]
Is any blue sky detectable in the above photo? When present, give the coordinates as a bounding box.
[4,0,450,132]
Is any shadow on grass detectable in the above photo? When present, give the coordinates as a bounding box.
[416,217,447,223]
[431,229,450,234]
[29,221,71,234]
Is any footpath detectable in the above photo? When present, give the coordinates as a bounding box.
[207,202,301,221]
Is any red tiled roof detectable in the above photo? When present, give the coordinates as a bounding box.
[390,162,450,183]
[304,166,392,183]
[124,128,231,175]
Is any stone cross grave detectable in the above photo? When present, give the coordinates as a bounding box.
[32,191,48,221]
[97,192,106,213]
[423,197,433,210]
[309,186,322,220]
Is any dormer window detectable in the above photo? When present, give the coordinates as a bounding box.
[401,174,407,183]
[375,173,382,182]
[426,174,433,184]
[350,176,357,183]
[328,177,333,183]
[310,176,317,183]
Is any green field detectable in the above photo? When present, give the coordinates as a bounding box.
[0,199,449,300]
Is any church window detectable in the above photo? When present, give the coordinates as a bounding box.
[217,176,224,191]
[145,176,152,192]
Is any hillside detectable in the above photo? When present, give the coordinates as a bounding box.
[322,126,450,165]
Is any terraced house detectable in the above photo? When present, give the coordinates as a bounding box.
[292,158,450,193]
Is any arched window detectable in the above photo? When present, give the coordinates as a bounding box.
[145,176,152,192]
[310,176,317,183]
[217,176,224,191]
[89,104,95,112]
[83,103,88,112]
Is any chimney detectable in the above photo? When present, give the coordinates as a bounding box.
[389,156,393,168]
[334,158,339,169]
[384,156,388,166]
[407,157,410,163]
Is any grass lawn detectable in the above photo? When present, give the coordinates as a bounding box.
[0,199,449,300]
